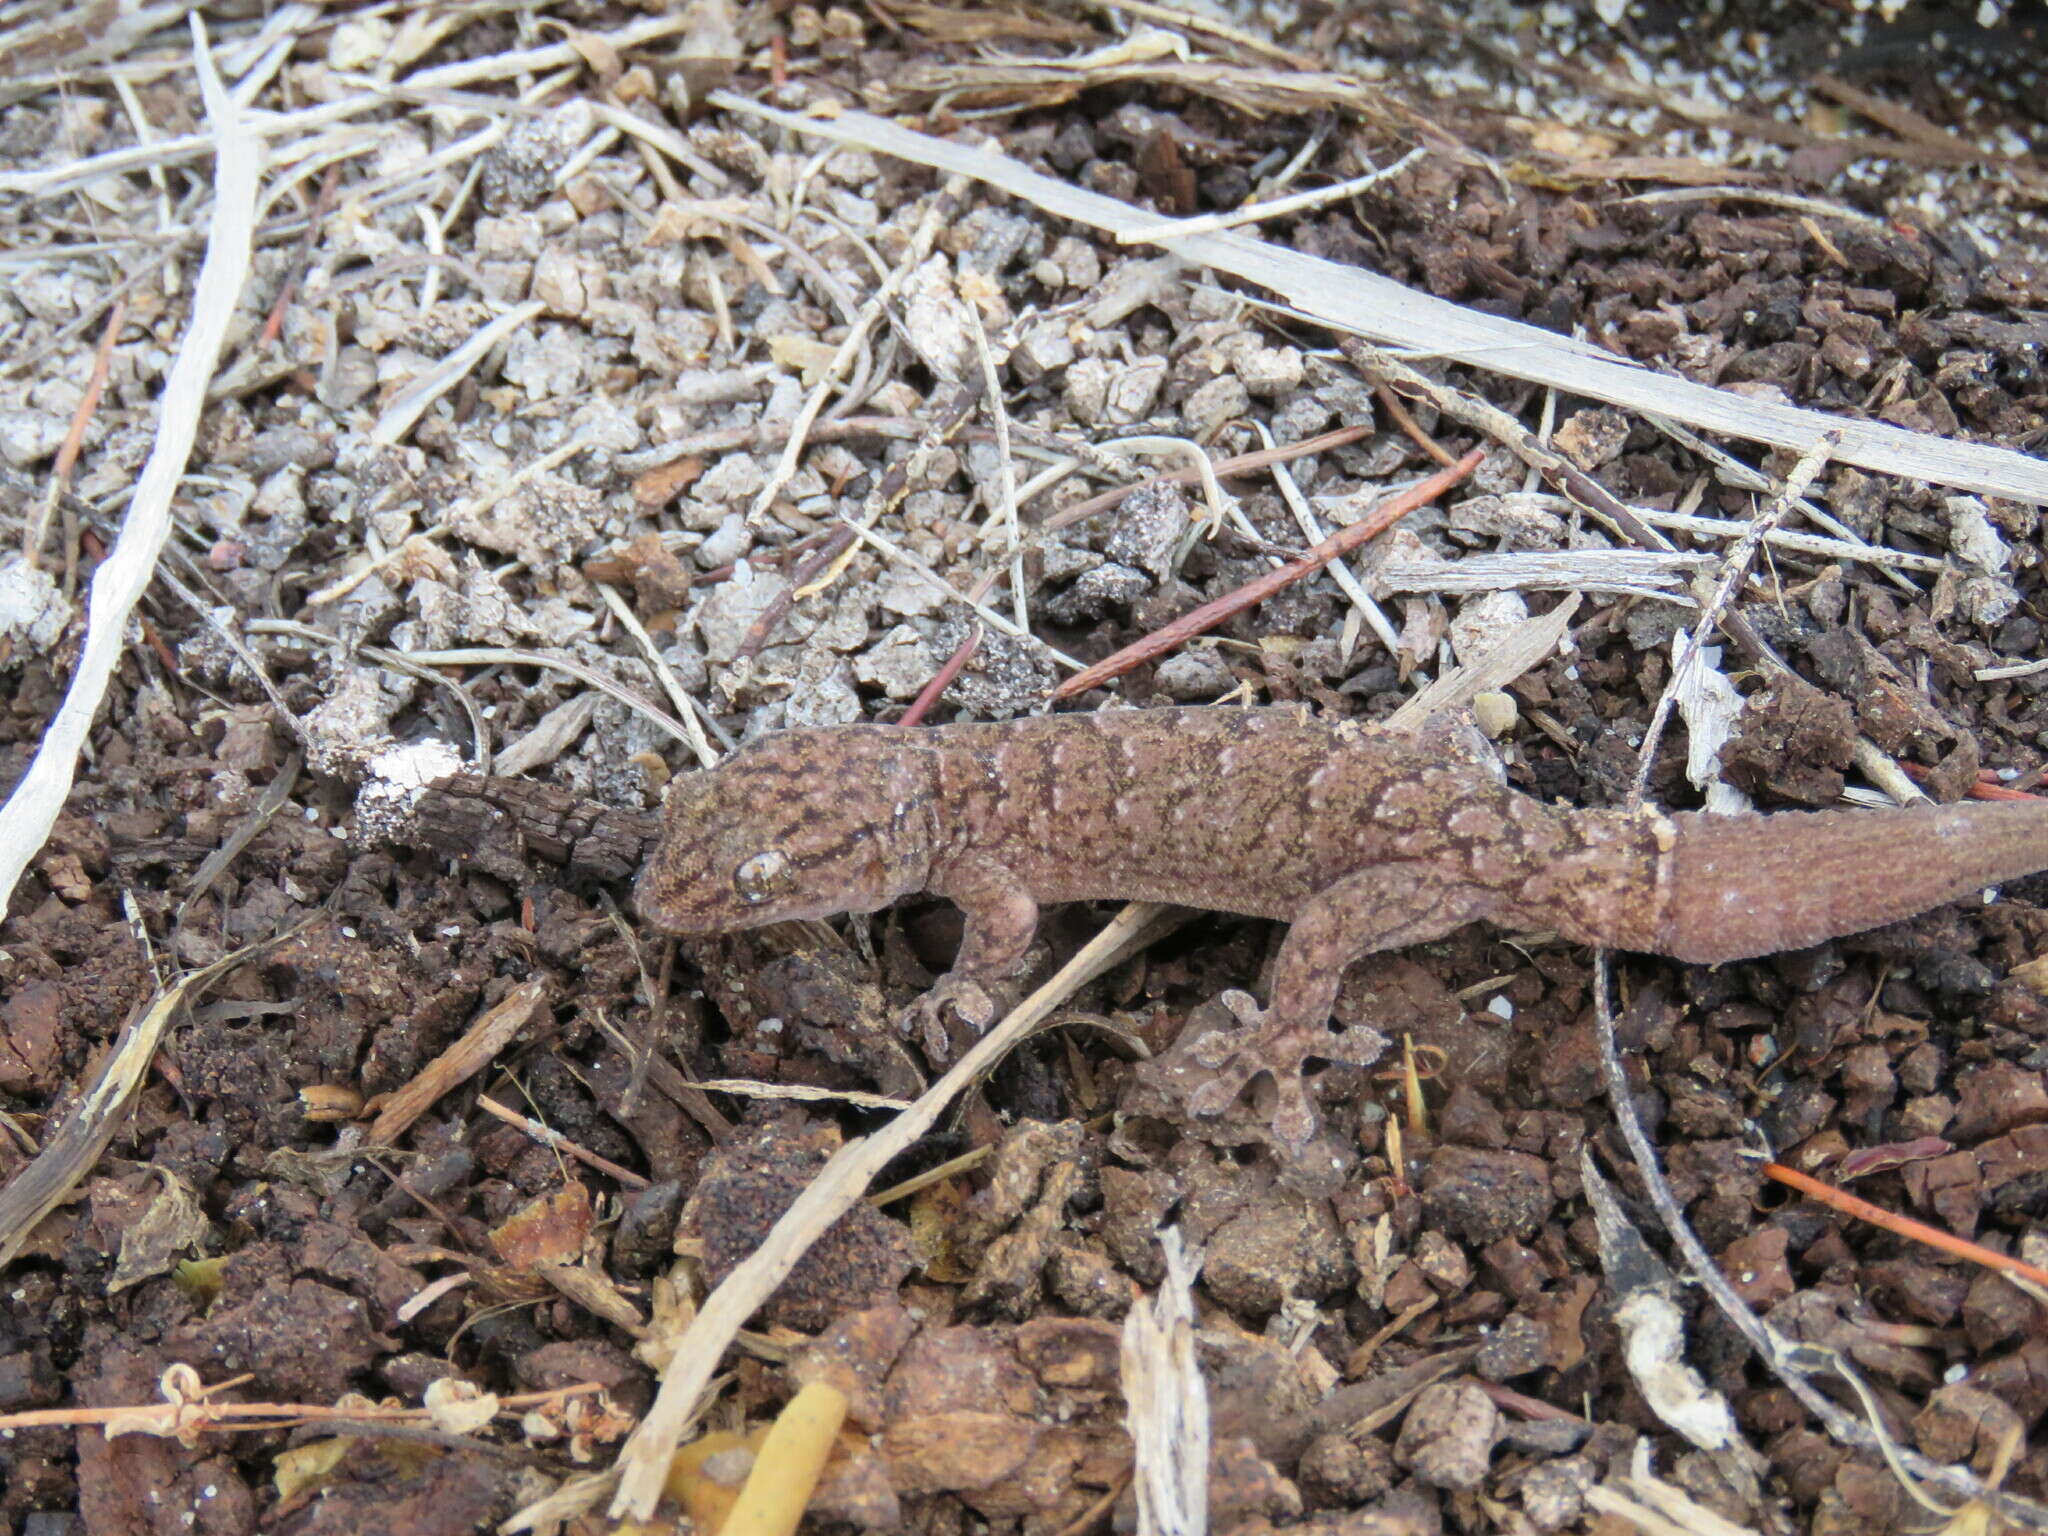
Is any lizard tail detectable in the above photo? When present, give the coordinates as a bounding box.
[1654,799,2048,964]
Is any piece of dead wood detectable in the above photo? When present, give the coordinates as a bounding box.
[1122,1228,1207,1536]
[407,772,661,888]
[365,980,551,1145]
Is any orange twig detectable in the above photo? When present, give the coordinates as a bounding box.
[1052,448,1484,701]
[900,623,981,728]
[1763,1161,2048,1291]
[1895,760,2047,803]
[1372,382,1457,467]
[23,297,124,566]
[260,163,341,349]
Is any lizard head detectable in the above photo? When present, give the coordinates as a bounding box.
[634,728,939,936]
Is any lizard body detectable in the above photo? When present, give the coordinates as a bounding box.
[636,706,2048,1146]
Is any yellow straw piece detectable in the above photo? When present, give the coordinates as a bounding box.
[718,1383,850,1536]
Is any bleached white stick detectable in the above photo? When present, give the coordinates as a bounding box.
[0,20,261,914]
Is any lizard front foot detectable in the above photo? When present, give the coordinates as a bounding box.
[898,972,997,1062]
[1183,990,1389,1152]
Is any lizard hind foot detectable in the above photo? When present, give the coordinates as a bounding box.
[1184,990,1389,1153]
[898,973,997,1063]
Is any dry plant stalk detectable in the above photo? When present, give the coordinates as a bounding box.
[1121,1229,1207,1536]
[366,980,551,1144]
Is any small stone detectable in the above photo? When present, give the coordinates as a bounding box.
[954,206,1044,277]
[930,620,1057,717]
[1471,691,1519,738]
[0,407,65,467]
[1476,1311,1550,1381]
[1154,648,1237,701]
[1181,374,1250,436]
[1394,1380,1500,1491]
[695,513,753,569]
[1297,1430,1394,1503]
[1064,357,1112,426]
[695,565,793,663]
[0,555,68,657]
[783,653,862,727]
[900,255,976,379]
[876,567,947,618]
[1202,1193,1354,1315]
[1412,1230,1473,1294]
[1420,1146,1556,1245]
[480,101,595,213]
[854,625,937,700]
[1105,357,1168,423]
[1449,590,1530,666]
[1009,319,1076,383]
[695,453,768,504]
[1952,1059,2048,1141]
[1449,493,1569,549]
[531,250,603,316]
[1518,1457,1593,1531]
[1552,406,1630,470]
[1043,562,1148,625]
[1946,494,2011,573]
[1717,1225,1795,1308]
[500,323,588,400]
[1048,235,1100,290]
[1912,1384,2024,1474]
[1234,344,1304,397]
[1104,480,1190,579]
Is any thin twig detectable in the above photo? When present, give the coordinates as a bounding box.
[1763,1162,2048,1291]
[966,297,1029,632]
[1254,420,1402,657]
[476,1095,650,1191]
[24,298,124,567]
[899,624,982,728]
[1051,450,1482,700]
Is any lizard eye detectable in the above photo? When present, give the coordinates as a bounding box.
[732,850,795,905]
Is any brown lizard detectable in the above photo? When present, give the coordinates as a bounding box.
[635,706,2048,1149]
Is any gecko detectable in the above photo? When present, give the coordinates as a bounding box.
[634,706,2048,1149]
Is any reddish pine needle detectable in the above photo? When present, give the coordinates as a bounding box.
[1052,448,1484,701]
[900,623,981,728]
[1764,1161,2048,1292]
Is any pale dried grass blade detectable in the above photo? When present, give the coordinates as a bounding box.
[715,94,2048,505]
[1122,1228,1208,1536]
[0,19,258,916]
[0,918,303,1271]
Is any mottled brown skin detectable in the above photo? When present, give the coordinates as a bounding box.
[637,706,2048,1148]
